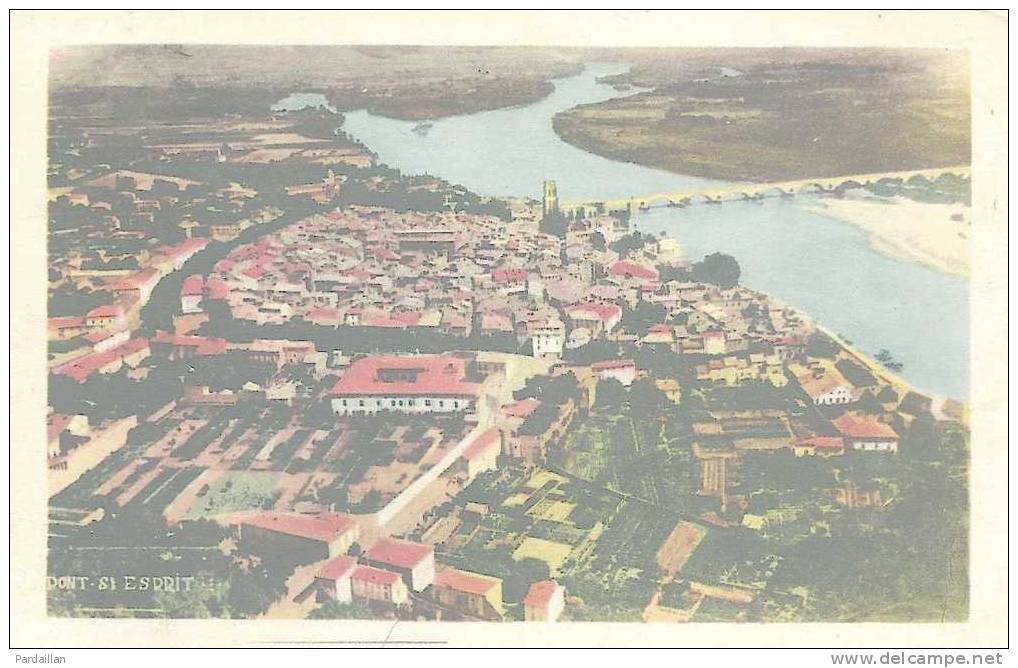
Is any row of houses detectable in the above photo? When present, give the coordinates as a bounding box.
[239,511,564,621]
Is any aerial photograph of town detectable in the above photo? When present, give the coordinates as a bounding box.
[41,36,974,628]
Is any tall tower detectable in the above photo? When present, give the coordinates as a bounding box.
[542,180,559,219]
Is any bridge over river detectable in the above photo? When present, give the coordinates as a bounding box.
[559,165,971,214]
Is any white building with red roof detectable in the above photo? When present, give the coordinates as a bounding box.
[313,554,358,603]
[52,337,150,384]
[351,565,409,606]
[461,427,501,482]
[85,304,126,330]
[702,329,727,355]
[153,237,209,272]
[363,537,435,591]
[433,567,505,620]
[791,361,856,406]
[110,267,161,304]
[47,316,87,341]
[530,318,565,359]
[792,435,846,458]
[180,275,204,314]
[833,413,899,453]
[84,327,130,353]
[524,579,566,622]
[151,331,228,359]
[608,260,659,283]
[592,359,637,387]
[565,301,622,337]
[328,354,481,416]
[239,511,359,560]
[491,267,528,294]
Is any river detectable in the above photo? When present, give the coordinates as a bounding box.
[335,62,969,400]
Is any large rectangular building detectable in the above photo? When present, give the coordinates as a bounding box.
[239,511,359,561]
[329,354,482,416]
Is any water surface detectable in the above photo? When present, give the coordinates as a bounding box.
[332,63,969,399]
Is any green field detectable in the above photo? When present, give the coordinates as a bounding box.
[186,471,280,519]
[553,49,969,182]
[551,413,699,513]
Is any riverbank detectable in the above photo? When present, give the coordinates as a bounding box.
[805,196,970,279]
[340,62,969,401]
[51,45,585,124]
[550,49,969,182]
[818,323,967,422]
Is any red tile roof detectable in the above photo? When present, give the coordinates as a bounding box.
[47,414,73,444]
[492,267,527,283]
[434,568,499,596]
[329,355,480,398]
[566,301,622,324]
[306,307,343,324]
[592,358,636,371]
[503,398,541,418]
[111,268,160,292]
[181,275,204,297]
[609,260,658,281]
[524,580,560,608]
[205,278,229,300]
[53,337,149,383]
[833,413,898,441]
[84,327,126,344]
[157,237,209,260]
[351,565,401,586]
[152,331,228,356]
[242,512,357,544]
[48,316,85,330]
[242,264,265,280]
[86,304,125,320]
[798,436,845,449]
[365,537,433,570]
[317,555,358,581]
[362,311,422,329]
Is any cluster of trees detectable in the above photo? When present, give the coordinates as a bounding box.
[48,284,114,317]
[609,230,655,256]
[48,513,297,619]
[48,361,185,423]
[621,300,667,334]
[539,209,568,238]
[593,377,671,421]
[861,173,971,206]
[690,252,741,289]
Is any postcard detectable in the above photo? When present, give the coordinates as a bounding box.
[9,9,1009,649]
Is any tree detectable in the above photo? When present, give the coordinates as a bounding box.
[629,378,669,421]
[854,390,884,415]
[309,599,376,619]
[691,252,741,288]
[152,579,229,618]
[836,359,876,387]
[622,301,667,334]
[805,332,840,359]
[539,210,568,238]
[594,378,628,410]
[877,386,899,404]
[590,231,606,251]
[610,231,650,257]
